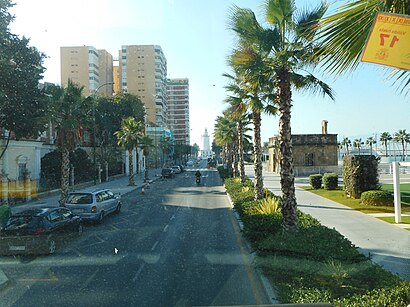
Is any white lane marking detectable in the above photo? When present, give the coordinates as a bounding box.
[163,224,169,232]
[132,263,146,282]
[81,268,99,289]
[151,241,159,251]
[170,214,175,220]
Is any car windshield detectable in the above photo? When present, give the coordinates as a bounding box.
[66,194,93,205]
[1,0,410,306]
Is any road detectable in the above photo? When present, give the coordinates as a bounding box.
[0,167,270,306]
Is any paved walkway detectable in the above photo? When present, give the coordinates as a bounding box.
[246,166,410,281]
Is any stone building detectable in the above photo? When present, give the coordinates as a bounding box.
[268,120,338,176]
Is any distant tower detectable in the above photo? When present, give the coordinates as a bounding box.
[201,128,212,158]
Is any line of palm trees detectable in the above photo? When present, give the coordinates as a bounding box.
[340,130,410,160]
[213,0,409,232]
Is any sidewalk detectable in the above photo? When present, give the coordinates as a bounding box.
[0,167,163,289]
[246,166,410,281]
[10,168,163,214]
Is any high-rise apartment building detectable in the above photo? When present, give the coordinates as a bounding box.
[60,46,114,96]
[119,45,168,128]
[167,78,190,145]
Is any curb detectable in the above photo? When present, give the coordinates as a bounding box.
[225,186,279,305]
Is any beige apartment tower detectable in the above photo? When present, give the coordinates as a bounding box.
[60,46,114,96]
[167,78,190,145]
[119,45,168,128]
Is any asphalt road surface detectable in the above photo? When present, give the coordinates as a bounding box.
[0,167,270,307]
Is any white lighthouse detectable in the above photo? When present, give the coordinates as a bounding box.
[200,128,212,158]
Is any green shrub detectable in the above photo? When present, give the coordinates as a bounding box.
[0,205,11,227]
[253,196,281,215]
[361,190,394,206]
[242,212,283,243]
[217,165,232,180]
[343,155,380,199]
[309,174,323,189]
[323,173,338,190]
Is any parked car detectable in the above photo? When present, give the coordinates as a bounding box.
[171,165,182,174]
[64,189,121,223]
[161,168,175,178]
[0,207,82,255]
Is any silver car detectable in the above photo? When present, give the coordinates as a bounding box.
[64,189,121,223]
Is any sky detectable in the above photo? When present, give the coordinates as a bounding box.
[8,0,410,149]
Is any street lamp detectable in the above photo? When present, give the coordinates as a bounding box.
[92,82,114,185]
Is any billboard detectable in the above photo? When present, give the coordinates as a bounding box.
[361,13,410,70]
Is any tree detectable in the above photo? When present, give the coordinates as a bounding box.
[114,117,144,186]
[138,136,154,182]
[316,0,410,96]
[46,81,93,204]
[380,132,392,157]
[228,0,334,230]
[341,137,351,155]
[0,0,49,160]
[353,138,364,155]
[393,129,410,161]
[214,115,237,175]
[366,136,376,155]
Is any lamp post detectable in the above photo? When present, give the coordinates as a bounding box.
[92,82,114,185]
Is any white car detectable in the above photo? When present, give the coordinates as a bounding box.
[65,189,121,223]
[171,165,182,174]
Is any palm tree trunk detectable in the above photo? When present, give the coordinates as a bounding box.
[253,108,264,200]
[402,141,405,161]
[238,121,246,183]
[277,68,298,231]
[128,149,135,186]
[232,136,239,177]
[60,146,70,205]
[385,142,388,157]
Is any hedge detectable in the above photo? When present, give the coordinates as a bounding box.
[361,190,394,206]
[309,174,322,189]
[323,173,338,190]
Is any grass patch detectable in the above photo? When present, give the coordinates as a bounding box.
[378,215,410,225]
[382,183,410,206]
[304,187,410,214]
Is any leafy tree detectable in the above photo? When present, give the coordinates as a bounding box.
[228,0,334,230]
[380,132,392,157]
[0,0,49,160]
[393,129,410,161]
[214,114,237,176]
[316,0,410,96]
[114,117,144,186]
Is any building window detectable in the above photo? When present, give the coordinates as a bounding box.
[305,153,314,166]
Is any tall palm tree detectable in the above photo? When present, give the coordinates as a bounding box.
[380,132,392,157]
[353,138,364,155]
[214,115,237,175]
[366,136,376,155]
[316,0,410,96]
[228,0,335,230]
[114,117,144,186]
[139,135,154,182]
[341,137,351,155]
[223,72,253,183]
[47,81,92,205]
[393,129,410,161]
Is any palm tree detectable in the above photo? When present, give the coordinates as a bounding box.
[393,129,410,161]
[139,136,154,182]
[223,72,253,183]
[114,117,144,186]
[228,0,335,230]
[353,138,364,155]
[380,132,392,157]
[47,80,92,205]
[316,0,410,96]
[366,136,376,155]
[341,137,352,156]
[214,115,237,175]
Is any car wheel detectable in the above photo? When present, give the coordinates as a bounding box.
[97,211,104,224]
[77,224,83,236]
[47,238,56,254]
[115,203,121,214]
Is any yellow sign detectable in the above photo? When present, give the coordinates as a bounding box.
[361,13,410,70]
